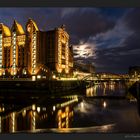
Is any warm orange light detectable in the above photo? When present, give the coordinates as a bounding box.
[103,101,107,108]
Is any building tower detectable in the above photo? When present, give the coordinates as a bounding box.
[57,25,69,74]
[0,23,11,76]
[26,19,39,76]
[10,20,26,76]
[46,25,70,75]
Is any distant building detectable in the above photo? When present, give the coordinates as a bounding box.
[0,19,73,78]
[74,62,95,73]
[129,66,140,78]
[96,72,123,79]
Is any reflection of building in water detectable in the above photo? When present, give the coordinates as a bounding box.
[109,83,115,91]
[86,86,97,97]
[0,19,73,78]
[0,99,76,133]
[57,106,73,129]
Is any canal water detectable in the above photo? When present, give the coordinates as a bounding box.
[0,81,140,133]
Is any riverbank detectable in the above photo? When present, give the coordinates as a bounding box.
[0,80,86,104]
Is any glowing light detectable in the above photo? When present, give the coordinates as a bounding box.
[65,106,69,112]
[103,101,107,108]
[12,32,17,76]
[3,71,5,75]
[37,75,41,79]
[53,106,56,111]
[58,110,62,116]
[13,71,16,75]
[61,112,66,119]
[58,116,62,129]
[11,112,15,133]
[52,75,56,79]
[22,109,26,117]
[31,111,36,131]
[23,69,27,75]
[37,107,41,113]
[32,69,35,74]
[32,104,36,111]
[73,42,96,58]
[31,33,37,75]
[32,76,36,81]
[2,107,4,112]
[81,102,84,109]
[42,76,46,79]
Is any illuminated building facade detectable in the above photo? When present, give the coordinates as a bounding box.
[0,19,73,78]
[45,25,73,75]
[0,23,11,76]
[10,20,26,76]
[26,19,39,75]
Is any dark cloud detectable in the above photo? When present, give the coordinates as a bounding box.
[62,9,115,44]
[74,8,140,73]
[124,9,140,32]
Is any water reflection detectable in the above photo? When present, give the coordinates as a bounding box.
[0,81,139,133]
[103,101,107,108]
[86,81,126,97]
[0,95,78,133]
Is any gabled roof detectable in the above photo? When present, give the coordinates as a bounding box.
[27,18,39,31]
[31,19,39,31]
[0,23,11,37]
[12,20,25,35]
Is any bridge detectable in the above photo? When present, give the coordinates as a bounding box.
[81,73,129,82]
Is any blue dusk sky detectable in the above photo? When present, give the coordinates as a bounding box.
[0,8,139,73]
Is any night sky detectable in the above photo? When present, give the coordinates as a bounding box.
[0,8,140,74]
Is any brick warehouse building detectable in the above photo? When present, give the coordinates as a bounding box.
[0,19,73,78]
